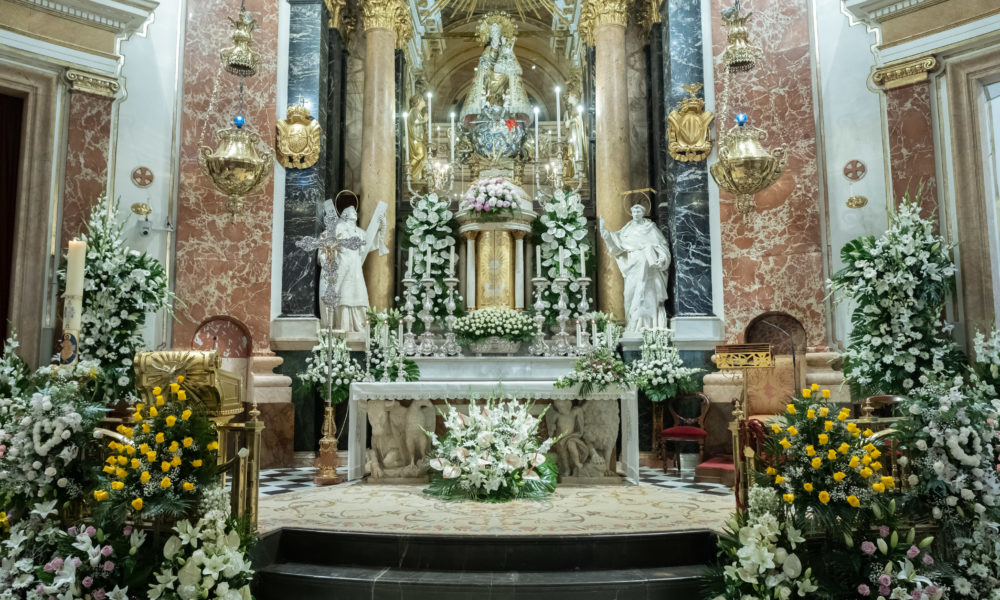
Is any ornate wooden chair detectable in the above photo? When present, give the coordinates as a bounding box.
[658,393,711,475]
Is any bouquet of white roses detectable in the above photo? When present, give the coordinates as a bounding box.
[460,177,523,219]
[829,196,963,395]
[425,392,557,502]
[630,329,702,402]
[147,487,254,600]
[298,330,364,404]
[454,308,535,345]
[534,189,590,325]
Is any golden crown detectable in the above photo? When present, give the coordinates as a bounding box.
[286,103,312,121]
[476,12,517,44]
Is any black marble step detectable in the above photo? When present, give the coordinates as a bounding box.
[260,528,717,572]
[256,562,708,600]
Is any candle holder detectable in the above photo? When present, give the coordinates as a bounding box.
[417,276,438,356]
[575,276,593,354]
[401,275,419,356]
[551,275,573,356]
[528,277,550,356]
[438,276,462,357]
[394,329,407,382]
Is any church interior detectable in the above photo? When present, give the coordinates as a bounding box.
[2,0,1000,598]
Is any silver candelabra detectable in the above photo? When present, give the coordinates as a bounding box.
[528,277,549,356]
[417,276,438,356]
[401,275,419,356]
[550,275,572,356]
[438,276,462,356]
[575,275,593,354]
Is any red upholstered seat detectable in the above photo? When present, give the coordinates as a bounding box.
[661,426,708,440]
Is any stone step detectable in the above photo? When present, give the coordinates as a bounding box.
[256,562,708,600]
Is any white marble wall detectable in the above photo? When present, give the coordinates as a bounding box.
[811,0,890,348]
[112,0,186,349]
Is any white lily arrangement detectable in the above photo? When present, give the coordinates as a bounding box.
[147,487,254,600]
[425,392,557,502]
[404,192,462,322]
[534,189,590,325]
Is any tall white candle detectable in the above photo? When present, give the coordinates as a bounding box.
[592,321,598,343]
[382,324,389,351]
[367,322,372,349]
[402,111,410,164]
[558,248,564,276]
[535,246,541,276]
[425,245,432,276]
[398,322,403,346]
[555,86,562,143]
[576,321,582,347]
[579,249,585,276]
[426,91,433,149]
[449,111,456,166]
[449,245,455,275]
[406,251,413,278]
[66,240,86,300]
[532,106,539,164]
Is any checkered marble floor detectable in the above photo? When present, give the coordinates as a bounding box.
[258,466,732,497]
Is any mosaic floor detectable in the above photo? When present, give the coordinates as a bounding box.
[256,467,735,536]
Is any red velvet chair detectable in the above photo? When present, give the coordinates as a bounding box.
[658,393,711,475]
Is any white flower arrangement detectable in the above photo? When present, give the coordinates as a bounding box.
[829,197,962,395]
[535,189,590,324]
[460,177,524,218]
[425,392,557,502]
[298,330,364,404]
[0,500,66,596]
[147,487,254,600]
[555,322,632,396]
[63,195,171,405]
[630,329,702,402]
[453,308,535,345]
[405,192,462,322]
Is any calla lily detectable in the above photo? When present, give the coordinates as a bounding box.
[442,466,461,479]
[429,457,449,471]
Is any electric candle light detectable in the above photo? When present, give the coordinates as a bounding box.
[535,245,542,276]
[555,85,562,143]
[533,106,540,164]
[558,248,564,277]
[449,111,456,166]
[578,249,585,276]
[449,246,455,276]
[426,91,433,148]
[406,251,413,278]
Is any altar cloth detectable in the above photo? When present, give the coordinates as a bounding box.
[347,381,640,484]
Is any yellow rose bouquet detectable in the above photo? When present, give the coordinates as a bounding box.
[762,384,893,527]
[92,378,219,523]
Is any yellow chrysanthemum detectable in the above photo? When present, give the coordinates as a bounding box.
[771,424,781,434]
[811,383,820,391]
[818,434,829,445]
[169,441,179,453]
[821,389,831,399]
[182,437,193,448]
[152,386,162,396]
[171,456,181,467]
[806,409,815,419]
[160,461,171,473]
[863,429,875,438]
[787,426,798,436]
[787,403,798,414]
[131,498,143,511]
[142,424,151,433]
[170,383,180,393]
[801,389,811,399]
[827,450,838,461]
[859,467,873,479]
[872,482,885,493]
[149,406,158,418]
[117,456,127,466]
[775,475,786,484]
[102,465,115,475]
[115,468,127,479]
[818,490,830,504]
[192,459,203,468]
[824,421,834,432]
[779,438,792,450]
[838,443,850,455]
[849,456,861,468]
[862,455,872,466]
[132,412,142,423]
[818,407,829,418]
[155,433,165,444]
[871,461,882,472]
[125,445,135,455]
[177,390,187,402]
[156,395,165,406]
[833,471,846,482]
[146,451,157,462]
[130,458,140,469]
[139,443,150,454]
[869,449,882,460]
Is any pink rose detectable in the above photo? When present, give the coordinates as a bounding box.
[85,526,97,538]
[879,585,891,596]
[922,554,934,565]
[101,545,113,557]
[857,584,870,596]
[878,574,891,587]
[879,526,890,538]
[82,576,94,589]
[861,541,876,555]
[906,545,919,559]
[103,560,114,572]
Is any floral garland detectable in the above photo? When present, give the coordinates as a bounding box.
[425,393,557,502]
[829,197,963,395]
[460,177,523,220]
[533,189,590,325]
[65,195,172,405]
[403,192,463,324]
[453,308,535,345]
[92,377,219,523]
[298,330,364,404]
[147,487,254,600]
[630,329,702,402]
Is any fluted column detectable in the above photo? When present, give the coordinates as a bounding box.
[359,0,410,309]
[584,0,630,321]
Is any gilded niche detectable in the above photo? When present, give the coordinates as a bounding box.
[276,104,322,169]
[667,83,714,162]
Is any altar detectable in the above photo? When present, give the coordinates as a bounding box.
[347,358,640,485]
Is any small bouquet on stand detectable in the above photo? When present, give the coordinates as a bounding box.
[630,329,703,402]
[460,177,524,221]
[555,321,632,396]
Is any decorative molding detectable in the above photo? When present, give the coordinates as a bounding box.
[843,0,947,24]
[9,0,159,36]
[65,68,120,96]
[579,0,630,45]
[0,28,119,74]
[359,0,411,47]
[878,11,1000,63]
[629,0,660,39]
[871,54,937,89]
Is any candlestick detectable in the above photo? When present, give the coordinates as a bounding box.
[449,111,455,166]
[398,322,403,347]
[578,249,585,276]
[449,246,455,276]
[426,91,433,149]
[533,106,539,164]
[535,245,541,276]
[425,245,432,277]
[555,86,561,143]
[576,321,582,348]
[592,321,598,345]
[407,251,413,278]
[557,248,564,277]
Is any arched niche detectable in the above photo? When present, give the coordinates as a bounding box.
[192,316,252,358]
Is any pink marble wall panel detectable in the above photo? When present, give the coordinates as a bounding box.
[171,0,278,354]
[886,83,938,218]
[192,317,252,358]
[711,0,828,347]
[61,92,113,249]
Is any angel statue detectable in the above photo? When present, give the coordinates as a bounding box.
[407,94,429,181]
[598,194,671,332]
[302,194,387,333]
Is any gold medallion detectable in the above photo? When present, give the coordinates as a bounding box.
[667,83,714,162]
[276,104,321,169]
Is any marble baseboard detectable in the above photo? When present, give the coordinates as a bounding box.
[246,401,295,469]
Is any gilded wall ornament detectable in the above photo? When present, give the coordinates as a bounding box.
[667,83,714,162]
[580,0,630,44]
[872,55,937,90]
[276,104,322,169]
[360,0,411,46]
[65,69,120,98]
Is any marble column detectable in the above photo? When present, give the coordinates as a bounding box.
[359,0,409,310]
[281,0,329,318]
[586,0,631,321]
[662,0,714,316]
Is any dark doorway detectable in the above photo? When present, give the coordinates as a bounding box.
[0,93,24,349]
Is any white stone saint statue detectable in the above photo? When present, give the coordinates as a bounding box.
[315,199,388,332]
[598,203,671,332]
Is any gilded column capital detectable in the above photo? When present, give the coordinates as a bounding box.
[872,55,937,90]
[323,0,347,30]
[580,0,631,44]
[360,0,412,47]
[65,69,119,98]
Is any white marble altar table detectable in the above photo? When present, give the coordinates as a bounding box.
[347,380,640,484]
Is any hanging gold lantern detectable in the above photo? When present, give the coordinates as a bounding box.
[221,6,260,77]
[199,116,274,215]
[720,2,763,73]
[709,115,786,216]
